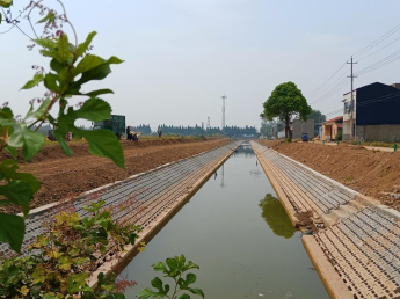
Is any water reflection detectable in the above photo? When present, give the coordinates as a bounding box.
[232,145,255,158]
[219,164,226,188]
[259,194,297,239]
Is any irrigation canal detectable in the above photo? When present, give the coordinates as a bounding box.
[121,144,329,299]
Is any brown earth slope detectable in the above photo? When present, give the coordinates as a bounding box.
[258,140,400,202]
[1,138,231,213]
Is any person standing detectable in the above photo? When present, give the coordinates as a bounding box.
[158,129,162,138]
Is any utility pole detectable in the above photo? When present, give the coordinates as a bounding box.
[347,57,358,140]
[208,117,210,130]
[221,95,227,133]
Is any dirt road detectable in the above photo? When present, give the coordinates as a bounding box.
[2,138,231,213]
[258,140,400,202]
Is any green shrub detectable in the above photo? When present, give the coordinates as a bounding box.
[0,200,142,299]
[335,130,342,141]
[138,255,204,299]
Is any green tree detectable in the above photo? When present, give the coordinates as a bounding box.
[261,82,311,139]
[307,109,326,137]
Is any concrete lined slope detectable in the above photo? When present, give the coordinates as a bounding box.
[3,139,232,214]
[315,206,400,298]
[252,141,400,299]
[252,142,357,218]
[0,142,240,256]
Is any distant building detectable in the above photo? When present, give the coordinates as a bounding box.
[321,116,343,141]
[342,82,400,141]
[291,119,314,139]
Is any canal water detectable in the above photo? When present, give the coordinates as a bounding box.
[121,144,329,299]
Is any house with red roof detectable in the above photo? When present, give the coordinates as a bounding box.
[321,116,343,141]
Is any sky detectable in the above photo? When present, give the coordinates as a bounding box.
[2,0,400,130]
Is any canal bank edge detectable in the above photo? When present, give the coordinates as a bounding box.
[251,141,353,299]
[251,143,299,227]
[302,235,353,299]
[87,142,241,289]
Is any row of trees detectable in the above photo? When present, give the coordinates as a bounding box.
[130,124,257,136]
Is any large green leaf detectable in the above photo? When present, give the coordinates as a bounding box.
[8,126,45,161]
[34,38,56,50]
[182,261,199,271]
[56,34,73,64]
[73,55,104,75]
[107,56,124,64]
[21,73,44,90]
[85,89,114,97]
[0,159,40,193]
[0,0,12,8]
[166,258,178,272]
[4,145,16,159]
[76,129,124,168]
[50,58,65,73]
[0,107,13,119]
[137,287,167,299]
[53,129,73,155]
[75,31,97,58]
[0,212,25,253]
[178,274,196,290]
[153,262,168,273]
[74,98,111,122]
[78,63,111,83]
[0,181,32,216]
[178,294,190,299]
[44,73,60,92]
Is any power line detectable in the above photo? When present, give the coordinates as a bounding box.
[352,22,400,58]
[307,63,347,96]
[357,36,400,61]
[310,78,349,105]
[308,22,400,99]
[308,67,350,98]
[356,50,400,76]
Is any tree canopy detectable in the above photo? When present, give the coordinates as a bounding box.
[261,82,311,138]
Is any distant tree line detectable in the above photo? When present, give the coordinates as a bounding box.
[129,124,152,134]
[128,124,257,136]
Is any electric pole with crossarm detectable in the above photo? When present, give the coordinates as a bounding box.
[347,57,358,140]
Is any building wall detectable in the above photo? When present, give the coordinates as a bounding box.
[291,119,314,139]
[343,91,357,122]
[356,82,400,126]
[356,125,400,141]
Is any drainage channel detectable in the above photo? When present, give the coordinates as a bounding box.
[120,144,329,299]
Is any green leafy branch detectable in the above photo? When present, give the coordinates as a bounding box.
[138,255,204,299]
[0,2,124,254]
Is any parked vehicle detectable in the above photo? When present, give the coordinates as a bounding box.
[93,115,125,139]
[302,133,308,142]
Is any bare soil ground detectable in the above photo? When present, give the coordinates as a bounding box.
[258,140,400,209]
[1,138,231,213]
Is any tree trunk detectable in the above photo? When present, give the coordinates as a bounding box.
[285,115,290,139]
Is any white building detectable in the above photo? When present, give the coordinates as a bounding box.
[342,91,356,141]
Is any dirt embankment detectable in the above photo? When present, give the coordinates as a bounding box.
[258,141,400,201]
[2,138,231,213]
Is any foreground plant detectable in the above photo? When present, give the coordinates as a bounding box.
[138,255,204,299]
[0,200,141,298]
[0,0,124,253]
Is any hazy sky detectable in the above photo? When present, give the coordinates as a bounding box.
[2,0,400,130]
